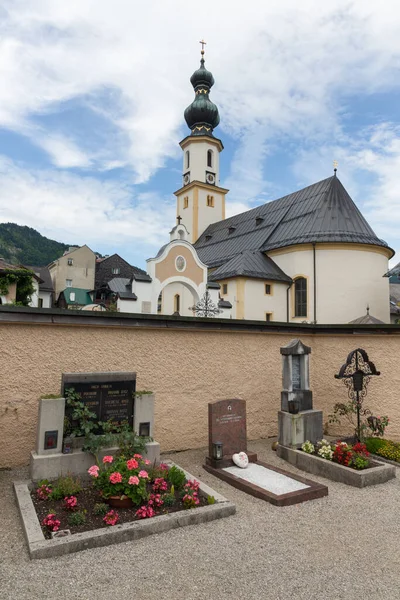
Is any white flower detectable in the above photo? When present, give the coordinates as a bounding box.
[302,440,315,454]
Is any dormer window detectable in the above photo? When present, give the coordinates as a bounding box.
[205,234,212,241]
[228,226,236,234]
[256,217,264,226]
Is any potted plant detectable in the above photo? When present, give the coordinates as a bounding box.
[88,454,151,508]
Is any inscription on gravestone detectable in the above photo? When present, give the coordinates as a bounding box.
[208,398,247,458]
[292,355,301,390]
[62,372,136,433]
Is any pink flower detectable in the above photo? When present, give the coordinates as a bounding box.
[135,505,155,519]
[139,470,149,479]
[126,458,139,470]
[128,476,139,485]
[134,454,142,459]
[64,495,78,510]
[88,465,100,477]
[144,459,151,465]
[103,510,119,526]
[109,472,123,484]
[103,455,114,464]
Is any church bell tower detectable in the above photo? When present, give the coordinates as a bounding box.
[174,42,228,243]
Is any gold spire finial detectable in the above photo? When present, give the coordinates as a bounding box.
[199,39,207,56]
[333,159,338,175]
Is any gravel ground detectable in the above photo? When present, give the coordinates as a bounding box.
[1,439,400,600]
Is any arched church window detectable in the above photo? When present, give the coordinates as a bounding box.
[186,151,190,169]
[207,149,213,168]
[294,277,307,318]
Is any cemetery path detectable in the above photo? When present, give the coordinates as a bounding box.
[1,441,400,600]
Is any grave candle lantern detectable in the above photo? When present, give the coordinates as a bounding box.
[212,441,223,461]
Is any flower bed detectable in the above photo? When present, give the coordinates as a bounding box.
[15,460,235,559]
[31,455,212,539]
[365,437,400,465]
[301,439,371,470]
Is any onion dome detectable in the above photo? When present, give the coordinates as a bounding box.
[184,56,220,136]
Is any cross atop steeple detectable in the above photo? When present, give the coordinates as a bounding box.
[199,39,207,55]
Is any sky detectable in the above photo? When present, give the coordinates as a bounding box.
[0,0,400,269]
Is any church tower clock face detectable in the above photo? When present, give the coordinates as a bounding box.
[183,173,190,186]
[206,172,215,185]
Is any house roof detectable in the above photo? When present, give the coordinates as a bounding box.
[95,254,151,288]
[61,288,92,305]
[390,283,400,304]
[27,266,54,292]
[0,260,42,282]
[208,250,292,283]
[107,277,137,300]
[195,176,393,269]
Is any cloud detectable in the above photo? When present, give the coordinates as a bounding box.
[1,0,400,184]
[0,155,175,265]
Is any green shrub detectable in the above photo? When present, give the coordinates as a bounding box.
[163,494,175,507]
[207,495,216,505]
[365,437,387,454]
[67,511,86,526]
[93,503,109,516]
[351,455,369,470]
[50,475,82,500]
[166,466,186,490]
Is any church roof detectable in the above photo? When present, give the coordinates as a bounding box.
[208,250,292,283]
[195,176,393,268]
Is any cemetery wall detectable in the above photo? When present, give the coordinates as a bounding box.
[1,306,400,468]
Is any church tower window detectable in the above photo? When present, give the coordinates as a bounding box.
[183,196,189,209]
[185,151,190,169]
[294,277,307,318]
[207,149,213,168]
[207,195,214,207]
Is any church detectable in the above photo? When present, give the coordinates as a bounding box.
[120,48,394,324]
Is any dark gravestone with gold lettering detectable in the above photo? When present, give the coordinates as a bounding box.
[62,372,135,432]
[205,399,257,468]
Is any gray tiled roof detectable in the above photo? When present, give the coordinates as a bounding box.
[195,176,392,269]
[349,313,385,324]
[209,250,292,283]
[28,266,54,292]
[107,277,131,293]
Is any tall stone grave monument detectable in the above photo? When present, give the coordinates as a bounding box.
[205,399,257,468]
[278,339,323,448]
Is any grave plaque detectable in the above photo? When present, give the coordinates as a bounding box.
[292,355,301,390]
[62,372,136,432]
[208,399,247,459]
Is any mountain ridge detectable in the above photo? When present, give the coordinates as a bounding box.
[0,223,71,266]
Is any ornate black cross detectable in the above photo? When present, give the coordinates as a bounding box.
[189,291,222,318]
[335,348,380,441]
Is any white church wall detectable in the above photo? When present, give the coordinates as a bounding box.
[217,279,237,319]
[270,245,390,323]
[177,188,194,239]
[244,279,287,321]
[270,248,315,322]
[117,299,139,313]
[184,140,220,183]
[197,187,224,242]
[161,282,197,316]
[316,247,390,323]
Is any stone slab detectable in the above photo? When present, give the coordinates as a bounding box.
[278,409,323,447]
[30,441,160,481]
[14,461,236,559]
[281,390,313,412]
[204,460,328,506]
[223,463,310,494]
[36,398,65,455]
[277,445,396,487]
[133,393,155,438]
[208,398,247,459]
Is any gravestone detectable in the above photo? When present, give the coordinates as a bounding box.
[62,372,135,430]
[30,371,159,480]
[278,339,323,448]
[205,399,257,468]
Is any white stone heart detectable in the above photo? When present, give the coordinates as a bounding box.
[232,452,249,469]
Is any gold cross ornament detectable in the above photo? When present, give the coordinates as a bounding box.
[199,39,207,55]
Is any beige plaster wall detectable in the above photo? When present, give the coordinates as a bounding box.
[49,246,96,299]
[1,320,400,468]
[244,279,288,321]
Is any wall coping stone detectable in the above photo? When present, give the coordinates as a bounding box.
[1,305,400,335]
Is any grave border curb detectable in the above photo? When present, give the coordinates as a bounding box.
[14,461,235,559]
[277,445,396,487]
